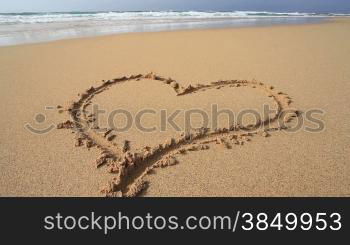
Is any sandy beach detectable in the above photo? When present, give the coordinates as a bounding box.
[0,18,349,197]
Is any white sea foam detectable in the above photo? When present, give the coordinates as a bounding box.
[1,11,345,24]
[0,11,348,46]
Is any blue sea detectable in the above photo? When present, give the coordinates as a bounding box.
[0,11,349,46]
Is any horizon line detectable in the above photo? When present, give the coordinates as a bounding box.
[1,10,350,14]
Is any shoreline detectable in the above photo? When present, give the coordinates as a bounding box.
[0,16,339,48]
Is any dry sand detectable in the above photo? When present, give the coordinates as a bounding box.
[0,18,349,197]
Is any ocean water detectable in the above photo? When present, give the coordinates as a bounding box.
[0,11,348,46]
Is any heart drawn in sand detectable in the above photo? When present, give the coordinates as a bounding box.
[57,72,298,197]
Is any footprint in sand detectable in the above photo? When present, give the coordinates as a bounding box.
[57,72,299,197]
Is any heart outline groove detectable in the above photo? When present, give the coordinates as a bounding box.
[57,72,299,197]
